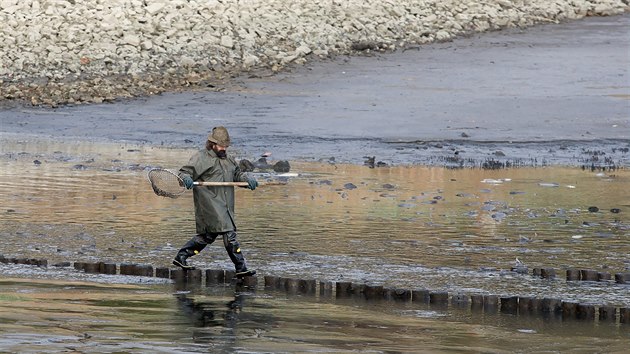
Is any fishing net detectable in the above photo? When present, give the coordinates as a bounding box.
[147,169,186,198]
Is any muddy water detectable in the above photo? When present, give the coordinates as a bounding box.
[1,277,628,353]
[1,135,629,304]
[1,138,630,352]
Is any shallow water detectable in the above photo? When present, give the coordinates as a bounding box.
[1,136,629,308]
[1,276,629,353]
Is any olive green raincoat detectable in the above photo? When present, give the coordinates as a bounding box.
[178,149,249,234]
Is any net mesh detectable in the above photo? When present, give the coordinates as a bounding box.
[147,169,185,198]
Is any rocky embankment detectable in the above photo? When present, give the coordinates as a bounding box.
[1,0,628,106]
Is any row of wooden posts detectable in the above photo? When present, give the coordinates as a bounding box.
[2,256,630,324]
[534,266,630,283]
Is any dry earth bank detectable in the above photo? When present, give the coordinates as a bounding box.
[1,0,628,106]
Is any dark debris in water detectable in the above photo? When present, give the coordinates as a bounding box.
[581,162,620,172]
[343,183,358,190]
[382,140,628,169]
[363,156,388,168]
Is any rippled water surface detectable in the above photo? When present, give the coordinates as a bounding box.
[1,276,629,353]
[1,136,629,351]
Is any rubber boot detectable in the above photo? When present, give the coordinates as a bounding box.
[173,234,211,270]
[223,231,256,278]
[172,251,195,270]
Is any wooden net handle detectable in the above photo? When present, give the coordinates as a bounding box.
[194,181,286,187]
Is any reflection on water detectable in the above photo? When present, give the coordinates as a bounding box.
[1,277,628,353]
[1,135,630,348]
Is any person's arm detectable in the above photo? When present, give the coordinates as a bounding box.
[178,152,201,189]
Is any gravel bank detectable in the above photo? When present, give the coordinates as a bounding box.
[1,0,628,106]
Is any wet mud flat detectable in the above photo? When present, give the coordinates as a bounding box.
[0,135,629,352]
[1,136,629,304]
[0,15,628,168]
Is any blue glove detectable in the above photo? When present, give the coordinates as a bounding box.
[247,178,258,190]
[182,175,194,189]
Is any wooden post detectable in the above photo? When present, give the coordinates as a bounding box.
[518,296,533,314]
[83,262,100,273]
[615,273,630,284]
[351,283,366,297]
[576,304,595,320]
[598,272,611,281]
[99,262,117,275]
[187,269,202,284]
[541,268,556,279]
[500,296,518,314]
[284,278,300,294]
[542,298,562,315]
[363,284,385,300]
[170,269,187,282]
[119,263,135,275]
[286,278,300,294]
[620,308,630,324]
[562,301,578,319]
[241,275,258,288]
[276,277,290,291]
[206,269,225,285]
[451,294,469,308]
[298,279,317,295]
[566,269,581,281]
[598,306,616,322]
[319,281,334,297]
[429,291,449,305]
[470,295,484,311]
[483,295,499,312]
[335,281,353,298]
[74,262,86,271]
[155,267,170,278]
[136,265,154,277]
[580,270,598,281]
[529,298,543,314]
[412,289,430,304]
[264,275,279,288]
[385,288,411,302]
